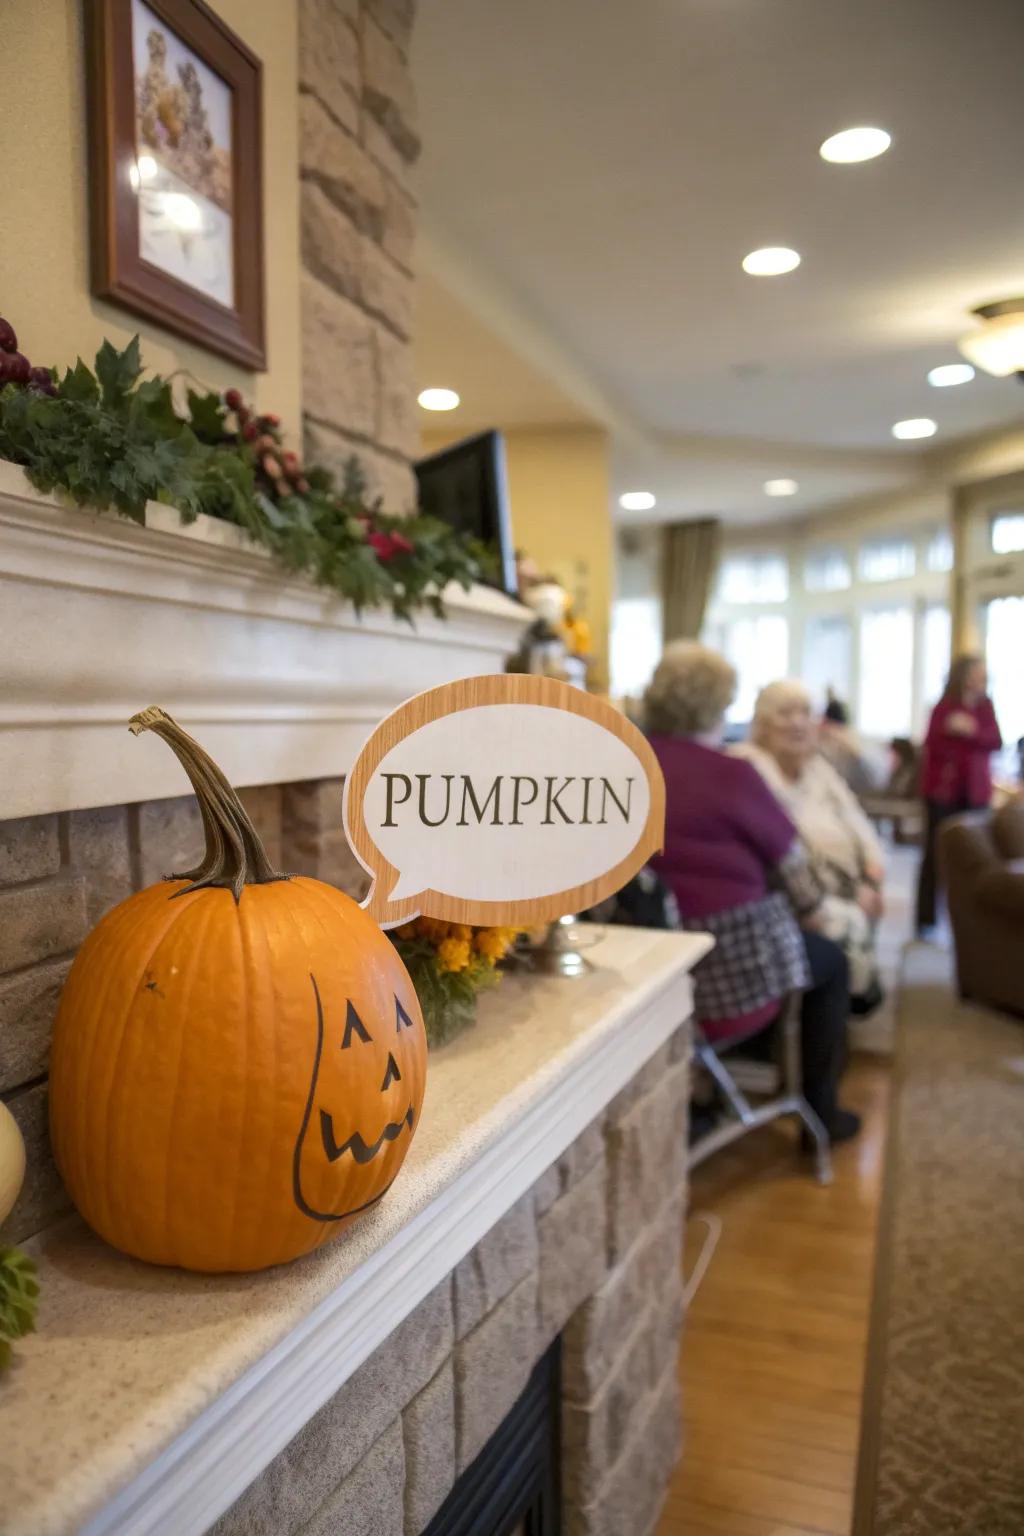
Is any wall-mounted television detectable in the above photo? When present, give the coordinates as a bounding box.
[415,430,518,596]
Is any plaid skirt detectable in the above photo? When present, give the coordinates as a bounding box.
[679,892,810,1023]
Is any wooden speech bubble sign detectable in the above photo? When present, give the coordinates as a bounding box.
[343,673,666,929]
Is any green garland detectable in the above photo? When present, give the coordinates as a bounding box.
[0,335,493,620]
[0,1245,39,1371]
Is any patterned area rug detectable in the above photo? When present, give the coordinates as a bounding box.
[854,943,1024,1534]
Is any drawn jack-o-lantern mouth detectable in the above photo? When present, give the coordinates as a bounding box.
[319,1103,415,1165]
[292,974,421,1223]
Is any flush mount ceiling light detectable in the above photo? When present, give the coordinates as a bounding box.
[764,478,798,497]
[742,246,801,276]
[819,126,891,164]
[417,387,460,411]
[892,417,937,440]
[927,363,975,388]
[619,490,657,512]
[958,300,1024,379]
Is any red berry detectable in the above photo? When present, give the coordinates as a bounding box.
[242,421,259,441]
[224,387,243,411]
[257,434,275,452]
[0,317,18,353]
[28,365,56,396]
[5,351,31,385]
[262,454,282,479]
[282,451,300,471]
[262,412,281,428]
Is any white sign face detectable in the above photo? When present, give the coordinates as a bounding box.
[343,674,665,930]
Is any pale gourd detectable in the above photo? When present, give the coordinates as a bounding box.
[0,1101,26,1226]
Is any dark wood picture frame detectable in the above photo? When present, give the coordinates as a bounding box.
[87,0,266,369]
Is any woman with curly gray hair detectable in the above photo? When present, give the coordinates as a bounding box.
[645,642,859,1143]
[734,678,886,1006]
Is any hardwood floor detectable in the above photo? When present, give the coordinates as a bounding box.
[657,1056,892,1536]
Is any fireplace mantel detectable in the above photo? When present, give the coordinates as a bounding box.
[0,927,709,1536]
[0,460,531,820]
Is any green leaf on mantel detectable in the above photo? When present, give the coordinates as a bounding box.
[0,1245,40,1372]
[0,334,494,618]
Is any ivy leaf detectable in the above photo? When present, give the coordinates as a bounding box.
[59,358,100,405]
[95,336,142,410]
[133,377,180,435]
[187,388,227,442]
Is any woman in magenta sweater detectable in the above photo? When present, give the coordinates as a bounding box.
[645,642,860,1143]
[916,654,1002,932]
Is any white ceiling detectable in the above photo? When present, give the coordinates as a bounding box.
[411,0,1024,523]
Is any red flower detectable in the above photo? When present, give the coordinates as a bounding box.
[368,530,414,563]
[224,388,243,411]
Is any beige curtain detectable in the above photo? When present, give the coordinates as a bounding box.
[661,518,721,643]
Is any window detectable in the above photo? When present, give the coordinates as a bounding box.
[984,595,1024,774]
[858,536,916,583]
[717,554,788,605]
[719,614,789,723]
[610,597,662,699]
[919,604,951,713]
[858,606,914,737]
[803,546,852,593]
[991,512,1024,554]
[925,528,954,573]
[803,615,853,709]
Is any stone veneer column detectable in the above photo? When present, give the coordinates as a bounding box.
[298,0,421,512]
[210,1028,691,1536]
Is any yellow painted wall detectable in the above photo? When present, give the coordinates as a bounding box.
[1,0,301,440]
[423,425,613,686]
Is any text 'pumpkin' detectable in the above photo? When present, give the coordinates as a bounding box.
[49,709,428,1273]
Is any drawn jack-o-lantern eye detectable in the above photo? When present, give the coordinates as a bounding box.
[341,1001,372,1048]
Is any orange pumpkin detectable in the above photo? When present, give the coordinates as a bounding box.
[49,708,428,1273]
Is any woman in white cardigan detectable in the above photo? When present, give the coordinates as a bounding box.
[734,680,886,1006]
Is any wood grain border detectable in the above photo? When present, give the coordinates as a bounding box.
[343,674,666,929]
[86,0,266,369]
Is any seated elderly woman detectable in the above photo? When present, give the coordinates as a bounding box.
[644,641,860,1143]
[733,680,886,1008]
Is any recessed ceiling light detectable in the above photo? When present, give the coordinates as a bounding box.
[742,247,801,277]
[892,417,937,440]
[619,491,656,512]
[927,363,975,388]
[417,387,460,411]
[764,478,798,497]
[819,126,892,164]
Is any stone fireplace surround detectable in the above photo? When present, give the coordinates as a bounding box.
[0,929,706,1536]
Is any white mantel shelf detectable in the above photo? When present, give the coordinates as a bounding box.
[0,927,709,1536]
[0,460,531,819]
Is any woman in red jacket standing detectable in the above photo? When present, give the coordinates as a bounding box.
[917,653,1002,932]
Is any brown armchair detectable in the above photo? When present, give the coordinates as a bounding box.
[940,801,1024,1018]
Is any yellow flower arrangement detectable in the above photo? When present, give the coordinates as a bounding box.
[390,918,526,1044]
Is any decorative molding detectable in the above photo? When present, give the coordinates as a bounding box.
[75,947,702,1536]
[0,461,530,818]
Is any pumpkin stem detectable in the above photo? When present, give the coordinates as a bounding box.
[129,706,288,901]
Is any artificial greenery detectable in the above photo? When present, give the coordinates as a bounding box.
[0,1245,39,1372]
[389,921,523,1047]
[0,334,492,620]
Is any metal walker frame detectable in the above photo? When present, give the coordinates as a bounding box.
[687,992,833,1184]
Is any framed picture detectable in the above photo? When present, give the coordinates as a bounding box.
[87,0,266,369]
